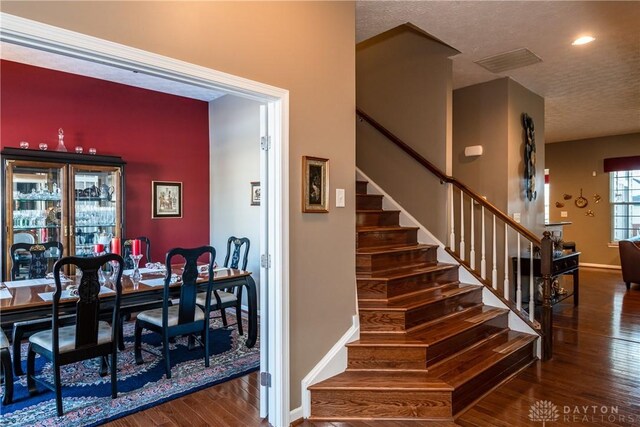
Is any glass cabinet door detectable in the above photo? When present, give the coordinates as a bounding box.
[70,165,122,257]
[5,160,67,279]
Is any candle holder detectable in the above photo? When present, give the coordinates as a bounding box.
[130,254,143,283]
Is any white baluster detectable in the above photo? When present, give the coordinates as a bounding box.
[504,226,509,300]
[529,242,535,321]
[481,206,486,279]
[492,215,498,288]
[470,200,475,269]
[516,234,522,311]
[449,184,455,252]
[460,191,465,261]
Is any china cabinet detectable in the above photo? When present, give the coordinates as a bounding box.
[1,148,126,280]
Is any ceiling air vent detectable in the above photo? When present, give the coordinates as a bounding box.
[474,48,542,73]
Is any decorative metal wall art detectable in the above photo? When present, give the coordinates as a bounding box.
[555,202,565,208]
[575,189,588,208]
[522,113,537,201]
[563,194,573,200]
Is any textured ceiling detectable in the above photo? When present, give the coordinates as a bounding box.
[357,1,640,143]
[0,41,226,102]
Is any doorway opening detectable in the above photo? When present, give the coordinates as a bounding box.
[0,12,290,427]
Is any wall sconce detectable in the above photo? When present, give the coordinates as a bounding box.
[464,145,483,157]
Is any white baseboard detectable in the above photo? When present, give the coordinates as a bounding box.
[289,406,303,425]
[580,262,621,270]
[300,314,359,418]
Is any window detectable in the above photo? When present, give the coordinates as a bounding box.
[611,170,640,241]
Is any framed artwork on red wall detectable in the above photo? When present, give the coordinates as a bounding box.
[152,181,182,218]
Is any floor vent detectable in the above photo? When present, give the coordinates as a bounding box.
[474,48,542,73]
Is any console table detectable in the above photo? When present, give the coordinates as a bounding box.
[512,251,580,306]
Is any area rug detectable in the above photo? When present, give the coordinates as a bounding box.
[0,314,259,427]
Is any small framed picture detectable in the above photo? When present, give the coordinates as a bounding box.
[302,156,329,213]
[251,181,261,206]
[152,181,182,218]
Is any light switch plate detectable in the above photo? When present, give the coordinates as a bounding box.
[561,211,568,218]
[513,212,521,223]
[336,188,345,208]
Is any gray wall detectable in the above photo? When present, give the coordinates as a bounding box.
[2,1,358,408]
[507,79,546,235]
[453,78,509,211]
[356,25,456,243]
[546,132,640,266]
[453,78,545,234]
[209,95,262,304]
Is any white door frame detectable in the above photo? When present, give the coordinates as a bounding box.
[0,13,290,427]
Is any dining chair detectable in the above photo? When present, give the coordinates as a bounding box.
[10,241,64,280]
[196,236,250,335]
[26,253,124,416]
[134,246,215,379]
[123,236,151,269]
[1,329,13,405]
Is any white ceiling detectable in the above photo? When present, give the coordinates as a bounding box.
[0,41,226,102]
[357,1,640,143]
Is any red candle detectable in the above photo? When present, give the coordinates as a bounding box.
[94,243,104,253]
[111,237,121,255]
[132,239,141,256]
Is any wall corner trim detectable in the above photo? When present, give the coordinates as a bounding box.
[289,406,303,425]
[300,314,359,418]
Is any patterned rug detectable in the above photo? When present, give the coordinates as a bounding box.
[0,314,259,426]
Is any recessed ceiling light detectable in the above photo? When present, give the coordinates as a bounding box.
[572,36,595,46]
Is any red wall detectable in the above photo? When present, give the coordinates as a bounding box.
[1,60,210,262]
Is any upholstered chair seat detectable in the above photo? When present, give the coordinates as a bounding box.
[29,321,112,353]
[196,291,237,307]
[137,305,204,328]
[0,330,9,350]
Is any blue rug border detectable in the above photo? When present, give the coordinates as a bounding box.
[86,364,260,427]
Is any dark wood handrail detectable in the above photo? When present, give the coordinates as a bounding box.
[357,107,542,246]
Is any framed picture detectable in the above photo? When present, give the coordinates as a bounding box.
[152,181,182,218]
[302,156,329,213]
[251,181,261,206]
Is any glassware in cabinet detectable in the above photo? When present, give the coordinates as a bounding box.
[70,165,123,257]
[4,160,67,279]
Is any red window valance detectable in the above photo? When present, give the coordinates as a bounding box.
[604,156,640,173]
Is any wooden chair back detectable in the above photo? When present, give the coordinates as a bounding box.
[10,241,64,280]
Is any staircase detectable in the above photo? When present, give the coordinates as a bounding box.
[308,179,537,423]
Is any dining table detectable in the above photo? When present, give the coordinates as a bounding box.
[0,265,258,376]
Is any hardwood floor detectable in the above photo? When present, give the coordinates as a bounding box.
[106,267,640,426]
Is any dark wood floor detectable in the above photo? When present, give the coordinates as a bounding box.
[106,267,640,426]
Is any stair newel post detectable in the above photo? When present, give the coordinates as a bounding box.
[541,231,553,361]
[492,215,498,288]
[504,225,510,300]
[516,234,522,311]
[481,206,486,279]
[529,242,535,322]
[470,200,475,270]
[460,191,465,261]
[449,184,456,252]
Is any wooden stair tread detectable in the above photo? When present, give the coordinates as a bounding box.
[357,262,458,281]
[307,418,459,426]
[356,243,435,255]
[351,306,508,347]
[309,370,453,392]
[356,209,401,213]
[357,225,419,232]
[358,284,480,311]
[430,331,536,387]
